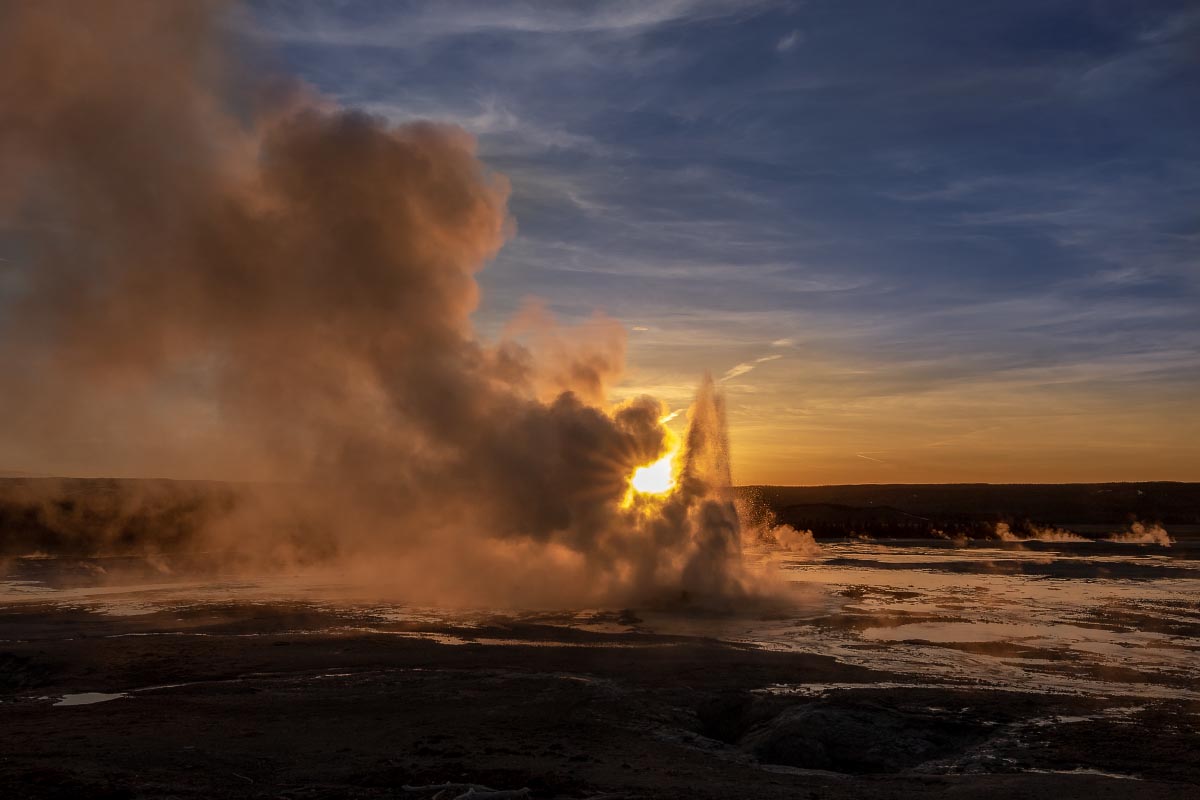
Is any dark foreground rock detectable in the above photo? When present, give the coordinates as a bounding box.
[741,701,990,773]
[1,602,1196,799]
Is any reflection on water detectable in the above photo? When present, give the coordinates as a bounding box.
[3,537,1199,701]
[54,692,126,706]
[746,539,1200,700]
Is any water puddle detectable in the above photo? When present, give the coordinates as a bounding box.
[54,692,127,707]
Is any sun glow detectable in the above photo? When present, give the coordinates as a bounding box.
[630,450,676,495]
[620,410,683,508]
[622,435,681,510]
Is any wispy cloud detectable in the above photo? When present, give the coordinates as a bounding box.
[721,363,756,382]
[776,30,803,52]
[246,0,773,45]
[721,353,783,382]
[357,96,612,159]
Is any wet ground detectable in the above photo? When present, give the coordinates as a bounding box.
[1,537,1198,798]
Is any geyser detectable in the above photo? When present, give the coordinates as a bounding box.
[0,0,757,606]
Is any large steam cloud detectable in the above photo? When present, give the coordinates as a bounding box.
[0,1,755,606]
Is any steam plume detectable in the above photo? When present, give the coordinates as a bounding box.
[0,1,755,606]
[993,522,1087,543]
[1108,522,1173,547]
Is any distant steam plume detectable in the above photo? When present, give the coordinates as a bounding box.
[1108,522,1173,547]
[991,521,1172,546]
[0,1,757,606]
[993,522,1087,543]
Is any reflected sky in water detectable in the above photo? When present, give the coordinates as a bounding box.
[3,538,1198,701]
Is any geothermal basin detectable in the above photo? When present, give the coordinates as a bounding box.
[2,534,1198,799]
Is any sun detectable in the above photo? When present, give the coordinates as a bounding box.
[620,411,683,508]
[622,438,680,509]
[630,451,676,495]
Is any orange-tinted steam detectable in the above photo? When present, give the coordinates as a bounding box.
[0,1,754,607]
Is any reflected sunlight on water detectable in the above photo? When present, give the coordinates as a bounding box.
[4,537,1198,701]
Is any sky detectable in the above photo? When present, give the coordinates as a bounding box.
[4,1,1196,486]
[240,0,1200,485]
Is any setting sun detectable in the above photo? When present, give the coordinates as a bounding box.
[629,449,677,496]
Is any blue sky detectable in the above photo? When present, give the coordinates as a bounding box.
[245,0,1199,483]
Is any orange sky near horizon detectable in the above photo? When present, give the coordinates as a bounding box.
[616,337,1200,487]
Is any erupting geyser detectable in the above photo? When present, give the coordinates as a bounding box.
[0,0,759,607]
